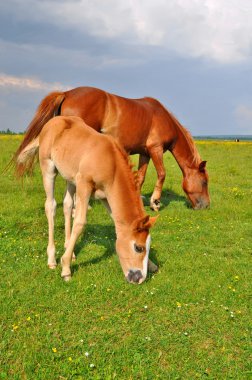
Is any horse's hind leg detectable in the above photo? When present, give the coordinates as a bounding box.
[41,159,58,269]
[148,146,166,211]
[63,181,76,260]
[61,178,92,281]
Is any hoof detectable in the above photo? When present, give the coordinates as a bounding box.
[148,260,158,273]
[48,263,57,269]
[72,253,76,262]
[150,199,160,212]
[61,274,72,282]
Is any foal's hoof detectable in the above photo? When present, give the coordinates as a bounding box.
[48,263,57,270]
[72,253,76,262]
[61,274,72,282]
[150,199,160,212]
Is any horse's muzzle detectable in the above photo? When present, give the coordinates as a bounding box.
[193,199,210,210]
[126,269,143,284]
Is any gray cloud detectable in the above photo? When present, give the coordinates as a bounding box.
[2,0,252,64]
[0,0,252,135]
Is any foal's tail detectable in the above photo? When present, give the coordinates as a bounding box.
[11,91,66,177]
[15,137,40,177]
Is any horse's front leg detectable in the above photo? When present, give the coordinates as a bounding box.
[41,159,58,269]
[61,179,92,281]
[148,146,166,211]
[63,182,76,261]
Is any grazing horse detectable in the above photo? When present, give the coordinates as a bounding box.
[15,116,158,283]
[14,86,210,210]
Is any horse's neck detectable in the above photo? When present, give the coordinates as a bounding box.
[171,126,201,175]
[105,169,144,236]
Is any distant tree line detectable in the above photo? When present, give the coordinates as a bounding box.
[0,129,24,135]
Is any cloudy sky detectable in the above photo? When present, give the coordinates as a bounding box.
[0,0,252,135]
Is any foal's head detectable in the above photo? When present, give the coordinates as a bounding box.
[182,161,210,210]
[116,215,158,284]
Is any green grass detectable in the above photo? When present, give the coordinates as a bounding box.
[0,136,251,379]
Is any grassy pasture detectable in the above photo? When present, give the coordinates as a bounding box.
[0,136,251,379]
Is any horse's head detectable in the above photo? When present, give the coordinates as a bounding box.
[116,215,158,284]
[182,161,210,210]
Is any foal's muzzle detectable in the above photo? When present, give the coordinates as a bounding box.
[126,269,143,284]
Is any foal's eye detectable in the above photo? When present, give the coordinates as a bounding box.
[134,243,144,253]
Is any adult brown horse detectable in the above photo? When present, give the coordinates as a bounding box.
[14,86,210,210]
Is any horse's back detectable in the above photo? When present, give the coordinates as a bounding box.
[62,87,108,132]
[61,87,179,152]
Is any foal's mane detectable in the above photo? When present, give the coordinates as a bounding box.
[110,138,144,213]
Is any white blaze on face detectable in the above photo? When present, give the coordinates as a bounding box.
[129,234,151,280]
[142,234,151,278]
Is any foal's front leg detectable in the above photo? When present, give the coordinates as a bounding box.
[61,179,92,281]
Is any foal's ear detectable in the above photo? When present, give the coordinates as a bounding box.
[147,215,159,228]
[133,215,159,231]
[133,215,149,232]
[199,161,207,173]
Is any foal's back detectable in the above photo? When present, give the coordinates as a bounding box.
[39,116,117,185]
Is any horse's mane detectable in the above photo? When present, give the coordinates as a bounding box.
[144,96,201,166]
[166,108,201,166]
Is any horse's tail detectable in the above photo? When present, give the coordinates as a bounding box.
[12,91,65,177]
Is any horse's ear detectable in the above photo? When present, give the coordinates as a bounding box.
[199,161,207,173]
[133,215,159,231]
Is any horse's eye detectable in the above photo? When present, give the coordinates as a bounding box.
[134,243,144,253]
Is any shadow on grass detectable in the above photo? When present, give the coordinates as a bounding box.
[74,223,114,262]
[142,188,190,210]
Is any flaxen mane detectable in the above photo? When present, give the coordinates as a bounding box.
[111,138,144,213]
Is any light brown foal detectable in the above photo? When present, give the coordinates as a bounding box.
[16,116,158,283]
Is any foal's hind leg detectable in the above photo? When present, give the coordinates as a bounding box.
[148,146,166,211]
[61,178,92,281]
[63,182,76,261]
[41,159,58,269]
